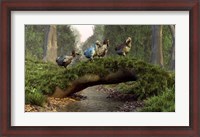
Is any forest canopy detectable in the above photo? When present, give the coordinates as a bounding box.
[25,25,175,70]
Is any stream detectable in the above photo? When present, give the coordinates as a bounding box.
[59,85,142,112]
[25,85,143,112]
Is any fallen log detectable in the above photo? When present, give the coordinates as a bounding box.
[52,69,137,98]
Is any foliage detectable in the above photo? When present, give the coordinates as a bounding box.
[25,56,67,95]
[140,87,175,112]
[25,25,77,60]
[102,25,173,69]
[93,25,105,41]
[57,25,77,56]
[112,58,175,100]
[162,26,173,69]
[104,25,152,61]
[25,25,46,59]
[25,55,67,106]
[25,89,47,107]
[25,25,174,68]
[25,24,175,110]
[25,55,174,106]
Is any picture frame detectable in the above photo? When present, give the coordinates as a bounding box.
[0,0,199,136]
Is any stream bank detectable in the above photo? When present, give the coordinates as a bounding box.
[25,85,143,112]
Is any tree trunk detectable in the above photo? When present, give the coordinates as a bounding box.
[169,25,175,71]
[52,69,137,98]
[43,25,49,59]
[151,25,163,67]
[43,25,57,63]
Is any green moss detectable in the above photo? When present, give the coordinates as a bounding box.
[25,55,175,106]
[111,58,175,100]
[25,88,46,106]
[25,57,68,95]
[140,87,175,112]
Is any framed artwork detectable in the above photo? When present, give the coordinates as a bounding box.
[0,0,199,136]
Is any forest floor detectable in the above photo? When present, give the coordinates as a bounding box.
[25,85,144,112]
[25,97,76,112]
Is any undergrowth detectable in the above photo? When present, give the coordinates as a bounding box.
[140,87,175,112]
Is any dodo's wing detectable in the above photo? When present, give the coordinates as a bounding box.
[63,56,73,63]
[115,44,125,51]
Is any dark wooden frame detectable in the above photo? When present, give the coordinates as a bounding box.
[0,0,199,136]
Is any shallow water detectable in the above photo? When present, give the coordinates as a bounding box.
[62,86,125,112]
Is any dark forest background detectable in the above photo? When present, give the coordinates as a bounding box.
[25,25,175,70]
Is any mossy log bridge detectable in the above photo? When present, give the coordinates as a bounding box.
[26,57,174,99]
[52,69,137,98]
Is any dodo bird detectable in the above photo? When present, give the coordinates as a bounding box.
[96,39,109,58]
[115,37,132,56]
[56,50,77,68]
[84,39,109,60]
[84,40,101,61]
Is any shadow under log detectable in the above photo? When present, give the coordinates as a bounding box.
[52,69,137,98]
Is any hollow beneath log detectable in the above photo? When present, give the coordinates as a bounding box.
[52,69,137,98]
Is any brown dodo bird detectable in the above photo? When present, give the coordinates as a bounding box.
[115,37,132,56]
[96,39,109,58]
